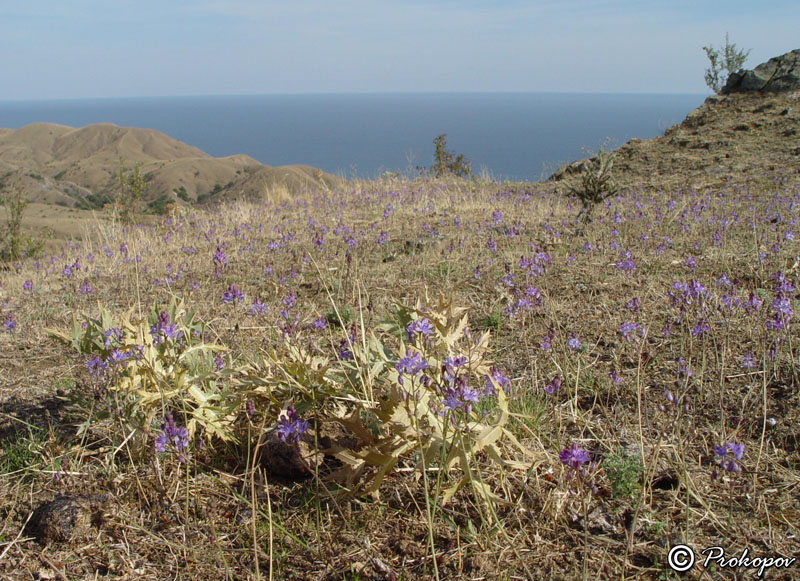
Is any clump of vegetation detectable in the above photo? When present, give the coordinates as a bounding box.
[0,182,48,261]
[48,298,233,452]
[173,185,190,202]
[604,447,643,500]
[325,305,354,327]
[76,191,113,210]
[566,144,618,222]
[703,33,750,94]
[431,133,472,178]
[147,194,171,215]
[114,160,146,224]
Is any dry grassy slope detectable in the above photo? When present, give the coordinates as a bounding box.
[551,90,800,191]
[0,122,345,207]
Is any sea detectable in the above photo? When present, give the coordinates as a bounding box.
[0,93,706,182]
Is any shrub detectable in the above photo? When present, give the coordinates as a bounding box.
[48,298,234,454]
[326,305,354,327]
[565,144,618,222]
[114,161,146,224]
[604,447,643,500]
[703,33,750,94]
[431,134,472,178]
[147,194,170,215]
[0,182,48,261]
[173,185,190,202]
[236,295,535,509]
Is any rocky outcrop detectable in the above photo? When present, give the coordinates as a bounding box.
[722,49,800,94]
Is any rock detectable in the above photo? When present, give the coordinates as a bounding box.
[259,430,320,479]
[26,494,107,543]
[722,49,800,94]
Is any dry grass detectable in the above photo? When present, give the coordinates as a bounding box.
[1,172,799,580]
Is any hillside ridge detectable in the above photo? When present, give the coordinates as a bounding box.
[0,122,344,208]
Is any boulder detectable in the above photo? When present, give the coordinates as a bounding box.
[722,49,800,94]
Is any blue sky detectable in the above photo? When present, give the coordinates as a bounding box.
[1,0,797,100]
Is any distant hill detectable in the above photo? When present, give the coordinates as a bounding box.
[0,122,345,209]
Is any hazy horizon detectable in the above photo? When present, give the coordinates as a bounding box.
[2,1,797,101]
[0,89,708,105]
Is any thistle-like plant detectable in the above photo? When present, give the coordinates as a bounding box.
[48,297,234,454]
[566,145,618,223]
[331,295,536,508]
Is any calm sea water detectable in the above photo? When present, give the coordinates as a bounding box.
[0,93,705,182]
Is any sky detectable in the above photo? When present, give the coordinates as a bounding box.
[1,0,798,100]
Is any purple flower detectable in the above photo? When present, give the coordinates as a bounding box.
[713,442,744,473]
[744,292,762,314]
[214,355,225,371]
[337,339,353,361]
[442,384,480,413]
[109,348,132,367]
[608,370,622,384]
[395,352,428,385]
[78,280,93,295]
[311,317,327,332]
[566,334,582,352]
[741,352,756,369]
[684,256,697,269]
[85,354,106,378]
[22,280,33,293]
[559,443,591,471]
[3,314,16,333]
[540,328,554,351]
[691,318,709,337]
[276,406,309,444]
[544,375,562,395]
[618,322,640,342]
[376,231,387,246]
[675,358,692,378]
[213,246,227,270]
[484,367,511,395]
[486,239,497,253]
[222,284,243,305]
[149,311,184,345]
[155,412,190,462]
[406,318,434,342]
[624,297,640,313]
[771,296,793,318]
[103,327,123,347]
[248,300,268,316]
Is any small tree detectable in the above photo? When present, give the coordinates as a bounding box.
[0,182,48,262]
[566,145,618,223]
[703,33,750,94]
[115,160,146,225]
[431,134,471,178]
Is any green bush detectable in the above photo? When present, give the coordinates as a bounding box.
[147,194,171,215]
[604,447,643,500]
[173,186,190,202]
[703,33,750,94]
[566,144,618,223]
[114,161,147,224]
[431,134,471,178]
[0,182,48,261]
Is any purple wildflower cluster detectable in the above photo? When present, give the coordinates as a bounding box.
[154,412,191,463]
[276,405,309,444]
[149,311,184,345]
[712,442,745,476]
[406,317,434,343]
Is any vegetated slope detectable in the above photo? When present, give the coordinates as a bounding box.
[550,49,800,192]
[0,122,345,208]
